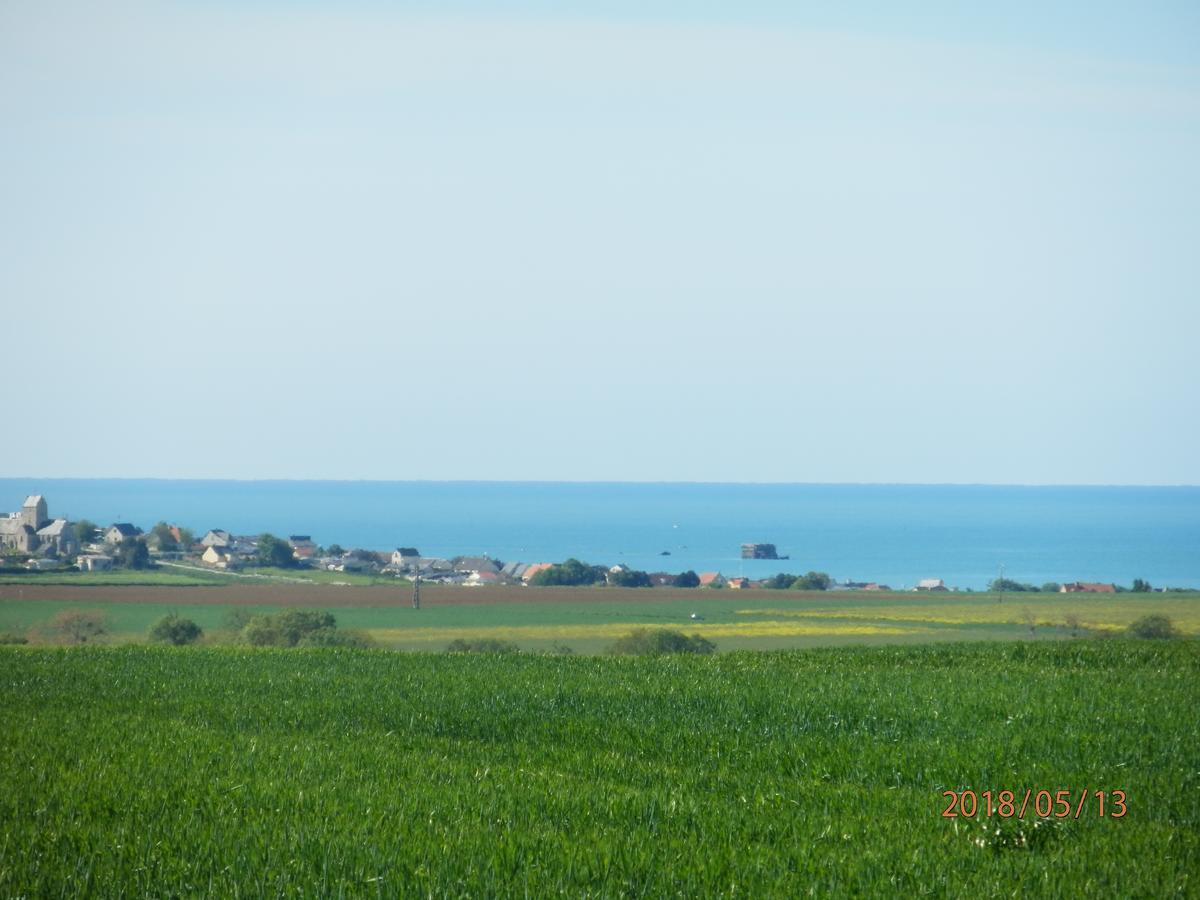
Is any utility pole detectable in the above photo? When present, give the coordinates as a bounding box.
[998,563,1005,604]
[412,572,421,610]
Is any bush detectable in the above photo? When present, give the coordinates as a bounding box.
[298,628,374,649]
[50,610,109,644]
[222,609,254,631]
[0,631,28,645]
[241,610,338,647]
[607,628,716,656]
[149,614,203,646]
[447,638,520,653]
[672,570,701,588]
[1126,615,1179,640]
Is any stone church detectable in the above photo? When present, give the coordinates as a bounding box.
[0,495,79,556]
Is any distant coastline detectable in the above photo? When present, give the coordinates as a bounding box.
[2,479,1198,591]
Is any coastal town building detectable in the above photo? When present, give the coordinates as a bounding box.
[200,529,232,548]
[105,523,142,545]
[698,572,727,588]
[390,548,421,569]
[201,546,237,568]
[520,563,554,583]
[452,556,500,576]
[288,536,317,560]
[77,554,114,571]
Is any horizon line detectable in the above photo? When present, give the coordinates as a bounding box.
[1,476,1197,489]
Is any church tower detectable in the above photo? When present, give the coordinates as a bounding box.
[20,495,48,529]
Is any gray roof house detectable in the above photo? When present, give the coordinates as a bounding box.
[105,523,142,544]
[452,556,500,575]
[201,529,232,548]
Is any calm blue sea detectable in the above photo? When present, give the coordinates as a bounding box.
[2,480,1197,590]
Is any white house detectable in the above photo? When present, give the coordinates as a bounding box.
[201,545,236,568]
[77,554,114,572]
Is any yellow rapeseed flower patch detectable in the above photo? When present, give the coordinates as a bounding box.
[367,619,936,645]
[735,599,1200,635]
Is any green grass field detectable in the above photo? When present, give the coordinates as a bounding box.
[0,564,406,588]
[2,588,1197,652]
[0,642,1195,895]
[0,568,230,586]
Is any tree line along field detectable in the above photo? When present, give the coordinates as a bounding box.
[1,583,1198,652]
[0,642,1195,896]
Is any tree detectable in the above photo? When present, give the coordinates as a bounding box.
[52,609,108,643]
[672,570,701,588]
[792,571,832,591]
[1041,582,1061,594]
[115,538,150,570]
[74,519,99,546]
[327,544,346,556]
[1131,578,1152,593]
[609,569,652,588]
[257,533,297,569]
[762,573,798,590]
[529,558,603,587]
[149,614,203,645]
[150,522,178,552]
[177,527,195,550]
[988,578,1037,593]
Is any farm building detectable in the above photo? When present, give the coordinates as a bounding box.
[698,572,727,588]
[1060,582,1117,593]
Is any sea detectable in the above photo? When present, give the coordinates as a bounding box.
[2,479,1197,591]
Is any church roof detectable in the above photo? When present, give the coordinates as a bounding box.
[37,519,71,537]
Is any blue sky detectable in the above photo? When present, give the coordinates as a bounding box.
[2,2,1198,483]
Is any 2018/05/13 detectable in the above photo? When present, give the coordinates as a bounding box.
[942,789,1127,819]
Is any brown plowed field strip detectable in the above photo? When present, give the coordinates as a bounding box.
[0,584,889,608]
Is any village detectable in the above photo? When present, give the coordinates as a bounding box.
[0,493,1155,594]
